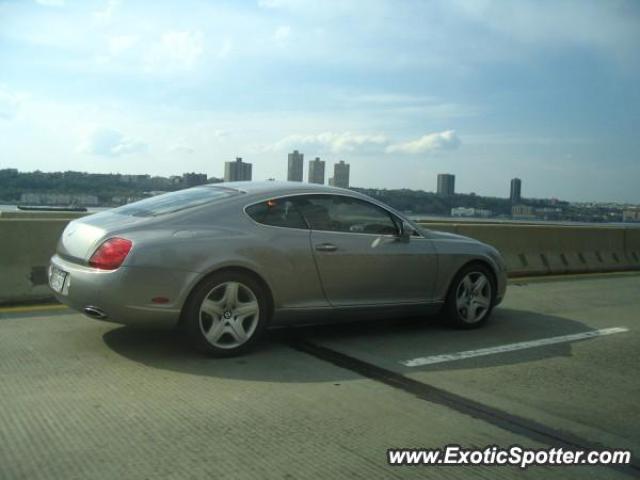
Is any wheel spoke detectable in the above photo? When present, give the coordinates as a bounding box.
[462,276,473,291]
[201,299,224,317]
[222,282,239,308]
[473,275,487,293]
[474,295,490,308]
[235,301,258,319]
[227,319,247,342]
[466,303,477,323]
[205,318,226,343]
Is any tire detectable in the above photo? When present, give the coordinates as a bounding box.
[184,271,270,357]
[444,263,496,329]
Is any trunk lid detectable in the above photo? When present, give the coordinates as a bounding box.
[57,210,153,263]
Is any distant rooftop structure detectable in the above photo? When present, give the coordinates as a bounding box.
[224,157,252,182]
[623,207,640,223]
[182,172,208,187]
[332,160,350,188]
[451,207,492,218]
[510,178,522,203]
[437,174,455,196]
[308,157,325,185]
[287,150,303,182]
[512,204,535,218]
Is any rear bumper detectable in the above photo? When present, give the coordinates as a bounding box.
[49,254,196,329]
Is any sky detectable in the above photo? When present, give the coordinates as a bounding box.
[0,0,639,203]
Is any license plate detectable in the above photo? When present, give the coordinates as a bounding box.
[49,266,67,293]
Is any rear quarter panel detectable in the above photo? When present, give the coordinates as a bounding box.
[121,203,327,312]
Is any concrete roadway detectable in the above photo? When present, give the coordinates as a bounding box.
[0,272,639,479]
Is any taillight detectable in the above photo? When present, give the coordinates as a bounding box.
[89,237,133,270]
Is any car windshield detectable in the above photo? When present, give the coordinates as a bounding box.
[114,186,239,217]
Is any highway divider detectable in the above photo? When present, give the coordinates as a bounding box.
[419,222,640,277]
[0,215,639,304]
[0,218,70,304]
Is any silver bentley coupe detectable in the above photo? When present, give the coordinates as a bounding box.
[49,182,507,356]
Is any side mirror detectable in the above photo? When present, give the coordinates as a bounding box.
[398,221,413,242]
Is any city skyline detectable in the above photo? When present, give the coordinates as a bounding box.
[5,163,640,208]
[1,1,639,203]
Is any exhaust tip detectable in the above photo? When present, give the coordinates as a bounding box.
[83,306,107,320]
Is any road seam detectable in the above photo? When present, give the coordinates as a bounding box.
[290,340,640,477]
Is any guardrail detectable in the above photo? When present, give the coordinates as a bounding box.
[0,216,639,304]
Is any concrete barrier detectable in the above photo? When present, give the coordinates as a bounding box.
[0,218,70,304]
[0,210,89,220]
[420,222,640,276]
[1,216,639,304]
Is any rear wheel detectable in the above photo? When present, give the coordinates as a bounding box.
[444,264,495,329]
[184,272,269,357]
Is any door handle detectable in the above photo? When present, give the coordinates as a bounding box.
[315,243,338,252]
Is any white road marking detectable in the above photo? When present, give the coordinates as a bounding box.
[401,327,629,367]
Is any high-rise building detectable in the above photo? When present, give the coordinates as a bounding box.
[287,150,304,182]
[308,157,325,184]
[224,157,252,182]
[510,178,522,203]
[437,174,455,196]
[332,160,350,188]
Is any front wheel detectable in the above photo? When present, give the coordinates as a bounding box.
[184,272,269,357]
[444,264,495,329]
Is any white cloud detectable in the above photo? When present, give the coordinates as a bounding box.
[78,127,148,157]
[386,130,461,154]
[270,131,389,154]
[145,30,204,72]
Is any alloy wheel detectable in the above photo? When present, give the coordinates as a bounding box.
[198,281,260,349]
[455,271,492,324]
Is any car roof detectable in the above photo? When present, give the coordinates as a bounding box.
[204,181,356,197]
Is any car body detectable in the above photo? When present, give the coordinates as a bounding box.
[49,181,507,354]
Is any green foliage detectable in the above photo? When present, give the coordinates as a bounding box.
[0,169,184,204]
[352,187,516,216]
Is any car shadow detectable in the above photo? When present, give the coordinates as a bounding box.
[102,308,599,382]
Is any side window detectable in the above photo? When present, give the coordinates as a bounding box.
[245,198,308,229]
[294,195,398,235]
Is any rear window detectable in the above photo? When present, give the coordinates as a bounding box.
[114,186,239,217]
[246,198,308,229]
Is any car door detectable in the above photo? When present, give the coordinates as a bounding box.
[292,194,438,307]
[244,197,327,309]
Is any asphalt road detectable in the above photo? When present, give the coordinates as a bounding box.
[1,272,639,479]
